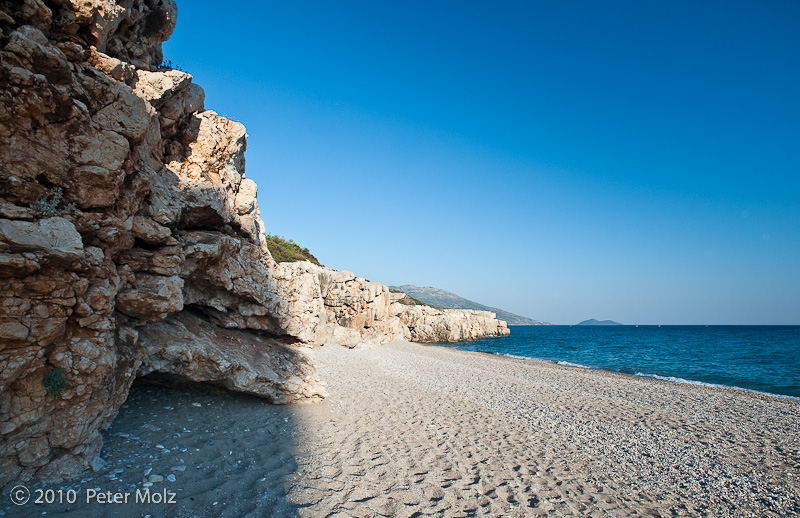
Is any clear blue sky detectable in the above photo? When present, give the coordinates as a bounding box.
[163,1,800,325]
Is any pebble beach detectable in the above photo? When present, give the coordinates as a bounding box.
[7,341,799,517]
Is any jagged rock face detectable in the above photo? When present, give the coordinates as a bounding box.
[272,263,508,347]
[317,268,416,346]
[392,304,511,342]
[270,262,411,348]
[319,269,391,329]
[0,0,325,486]
[0,0,511,487]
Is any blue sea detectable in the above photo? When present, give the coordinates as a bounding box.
[437,325,800,399]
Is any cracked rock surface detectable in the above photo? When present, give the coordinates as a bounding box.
[0,0,327,486]
[0,0,510,487]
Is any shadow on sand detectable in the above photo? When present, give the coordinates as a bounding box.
[5,382,305,518]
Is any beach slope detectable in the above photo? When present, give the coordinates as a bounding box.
[15,341,799,517]
[288,341,799,516]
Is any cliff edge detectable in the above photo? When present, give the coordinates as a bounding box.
[0,0,331,485]
[0,0,509,486]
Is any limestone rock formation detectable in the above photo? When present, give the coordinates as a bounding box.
[0,0,510,488]
[0,0,327,486]
[272,262,411,348]
[270,263,509,347]
[391,303,511,342]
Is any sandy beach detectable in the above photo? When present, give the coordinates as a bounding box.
[6,341,799,517]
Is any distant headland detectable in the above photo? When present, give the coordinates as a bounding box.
[576,319,624,326]
[390,285,550,325]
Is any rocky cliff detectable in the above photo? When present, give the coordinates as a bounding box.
[273,265,511,347]
[0,0,509,486]
[0,0,330,485]
[389,296,511,342]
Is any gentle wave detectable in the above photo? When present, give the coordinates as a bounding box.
[634,372,800,402]
[634,371,728,389]
[557,360,591,369]
[501,353,591,369]
[494,351,799,402]
[500,353,532,361]
[446,326,800,399]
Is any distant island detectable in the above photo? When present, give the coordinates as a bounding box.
[576,319,624,326]
[390,285,550,325]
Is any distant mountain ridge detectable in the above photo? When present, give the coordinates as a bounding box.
[390,285,550,326]
[577,319,624,326]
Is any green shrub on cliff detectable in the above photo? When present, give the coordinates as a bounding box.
[30,187,74,219]
[389,289,440,308]
[42,368,69,397]
[158,59,184,72]
[266,235,322,266]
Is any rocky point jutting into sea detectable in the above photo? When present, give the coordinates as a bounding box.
[0,0,509,487]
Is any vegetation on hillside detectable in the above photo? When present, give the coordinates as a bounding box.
[389,285,550,325]
[265,234,322,266]
[389,289,440,309]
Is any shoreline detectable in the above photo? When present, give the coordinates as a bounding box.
[6,340,799,517]
[441,324,800,402]
[441,343,800,403]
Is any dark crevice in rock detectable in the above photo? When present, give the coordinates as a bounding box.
[75,25,96,48]
[133,373,269,401]
[131,238,163,251]
[142,6,169,38]
[178,206,226,231]
[183,303,214,322]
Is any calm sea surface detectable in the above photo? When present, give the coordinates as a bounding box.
[436,325,800,399]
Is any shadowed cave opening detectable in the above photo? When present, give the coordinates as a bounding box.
[18,383,306,517]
